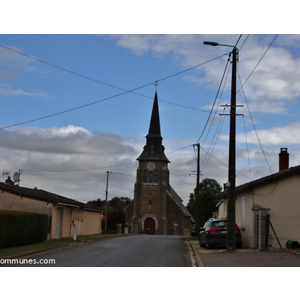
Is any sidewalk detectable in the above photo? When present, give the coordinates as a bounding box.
[189,240,300,267]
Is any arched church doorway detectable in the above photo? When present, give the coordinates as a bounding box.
[144,217,155,234]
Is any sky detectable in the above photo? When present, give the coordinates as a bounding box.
[1,33,300,205]
[2,1,299,295]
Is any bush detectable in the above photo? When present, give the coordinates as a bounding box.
[0,211,48,248]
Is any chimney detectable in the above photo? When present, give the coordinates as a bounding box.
[279,148,289,172]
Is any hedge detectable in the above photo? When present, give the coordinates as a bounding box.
[0,211,48,248]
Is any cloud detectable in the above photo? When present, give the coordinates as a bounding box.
[114,34,300,115]
[0,45,33,80]
[0,125,137,155]
[0,125,141,201]
[0,87,50,98]
[234,121,300,146]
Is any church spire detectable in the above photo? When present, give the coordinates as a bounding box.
[137,92,170,163]
[147,91,162,139]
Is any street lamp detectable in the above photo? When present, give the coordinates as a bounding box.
[204,40,238,251]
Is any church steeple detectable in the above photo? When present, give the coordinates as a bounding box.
[137,92,170,163]
[147,92,161,139]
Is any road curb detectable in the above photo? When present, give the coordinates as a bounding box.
[189,240,204,267]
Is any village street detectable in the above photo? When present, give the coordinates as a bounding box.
[7,235,192,267]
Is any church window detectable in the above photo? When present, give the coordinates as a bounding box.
[143,169,158,184]
[154,170,158,183]
[150,145,155,154]
[143,170,148,183]
[149,171,153,183]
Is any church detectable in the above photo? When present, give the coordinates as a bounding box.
[124,92,194,235]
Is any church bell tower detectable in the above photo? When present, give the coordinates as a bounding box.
[131,92,170,234]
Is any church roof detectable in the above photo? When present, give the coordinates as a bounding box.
[137,92,170,162]
[168,187,195,221]
[147,92,162,139]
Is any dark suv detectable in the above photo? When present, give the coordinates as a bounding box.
[199,218,242,249]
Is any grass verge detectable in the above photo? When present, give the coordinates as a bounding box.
[0,233,124,258]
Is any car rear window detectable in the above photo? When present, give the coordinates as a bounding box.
[211,221,227,228]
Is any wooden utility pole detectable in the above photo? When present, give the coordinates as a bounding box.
[193,143,200,193]
[196,143,200,191]
[104,171,110,234]
[227,46,237,250]
[204,41,242,251]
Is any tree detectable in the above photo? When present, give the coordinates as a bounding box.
[87,197,132,233]
[196,178,222,195]
[86,198,104,208]
[186,178,222,229]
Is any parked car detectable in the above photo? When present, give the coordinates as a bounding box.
[199,218,242,249]
[190,224,197,236]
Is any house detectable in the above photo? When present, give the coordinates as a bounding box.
[124,92,193,235]
[0,181,103,240]
[217,148,300,249]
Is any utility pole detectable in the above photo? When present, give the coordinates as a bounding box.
[193,143,200,193]
[104,171,110,234]
[204,41,241,251]
[227,46,237,251]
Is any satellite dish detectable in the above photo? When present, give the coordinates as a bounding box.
[13,172,20,182]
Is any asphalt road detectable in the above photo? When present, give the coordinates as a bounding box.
[8,235,192,267]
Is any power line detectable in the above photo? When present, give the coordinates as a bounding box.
[0,47,227,130]
[201,147,252,180]
[0,43,212,115]
[196,53,231,144]
[237,34,278,95]
[237,67,273,174]
[243,115,253,180]
[23,161,137,173]
[200,56,232,168]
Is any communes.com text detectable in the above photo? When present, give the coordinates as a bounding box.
[0,258,56,265]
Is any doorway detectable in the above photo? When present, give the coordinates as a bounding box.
[144,217,155,234]
[55,208,63,239]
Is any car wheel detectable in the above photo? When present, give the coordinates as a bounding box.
[206,238,212,249]
[199,237,205,247]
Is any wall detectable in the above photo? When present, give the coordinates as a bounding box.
[0,191,52,216]
[251,175,300,248]
[0,191,102,240]
[219,173,300,249]
[80,210,102,236]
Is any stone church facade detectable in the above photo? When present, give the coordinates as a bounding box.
[125,92,193,235]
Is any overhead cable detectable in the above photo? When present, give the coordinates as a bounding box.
[0,48,227,130]
[195,53,231,144]
[237,34,278,94]
[237,67,273,174]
